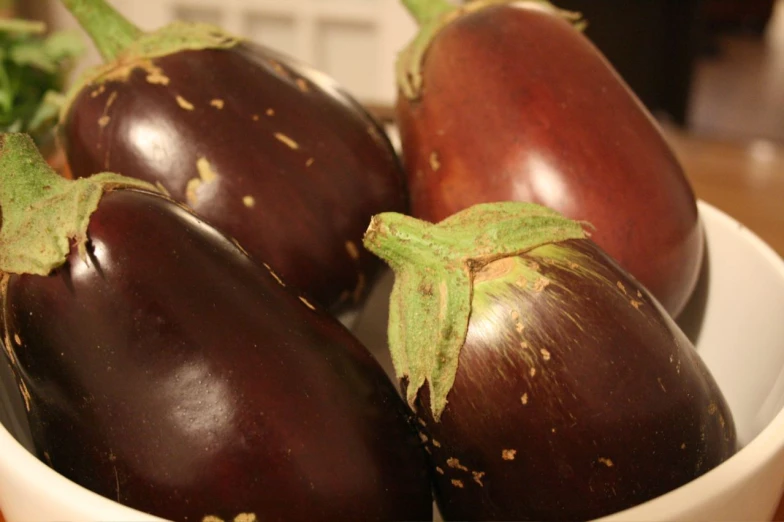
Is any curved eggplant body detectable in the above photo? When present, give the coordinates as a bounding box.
[62,43,407,312]
[396,4,702,317]
[0,189,430,521]
[416,239,735,521]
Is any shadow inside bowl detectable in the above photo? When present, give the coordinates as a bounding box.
[352,268,397,386]
[676,229,711,346]
[0,346,35,452]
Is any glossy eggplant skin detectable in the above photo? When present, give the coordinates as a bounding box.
[61,42,407,313]
[396,4,702,318]
[414,239,735,521]
[0,189,431,521]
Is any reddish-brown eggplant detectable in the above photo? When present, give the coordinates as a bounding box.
[394,0,703,318]
[0,134,431,521]
[363,203,736,521]
[57,0,407,314]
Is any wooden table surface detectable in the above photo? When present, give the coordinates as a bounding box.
[665,128,784,258]
[1,128,782,521]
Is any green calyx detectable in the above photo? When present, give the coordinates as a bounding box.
[59,0,241,120]
[362,202,588,419]
[88,20,240,64]
[0,133,158,276]
[61,0,240,62]
[396,0,584,100]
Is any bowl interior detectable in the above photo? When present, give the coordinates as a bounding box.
[2,200,784,520]
[684,202,784,447]
[598,201,784,521]
[356,201,784,448]
[352,200,784,520]
[0,355,32,451]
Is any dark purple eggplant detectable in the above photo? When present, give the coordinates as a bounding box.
[0,133,431,521]
[362,202,736,521]
[394,0,703,318]
[57,0,407,314]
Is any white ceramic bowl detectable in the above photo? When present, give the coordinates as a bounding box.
[2,200,784,521]
[601,200,784,521]
[354,200,784,522]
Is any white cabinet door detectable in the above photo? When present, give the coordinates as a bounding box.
[48,0,423,106]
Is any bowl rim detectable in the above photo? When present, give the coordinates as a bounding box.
[0,417,163,520]
[601,200,784,520]
[0,200,783,521]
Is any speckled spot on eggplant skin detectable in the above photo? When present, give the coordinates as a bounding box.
[1,189,432,521]
[62,43,407,314]
[345,241,360,261]
[413,239,736,521]
[273,132,299,150]
[145,69,170,85]
[175,95,194,110]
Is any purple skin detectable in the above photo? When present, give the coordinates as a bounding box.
[1,188,431,522]
[396,4,703,318]
[412,239,735,521]
[61,43,408,314]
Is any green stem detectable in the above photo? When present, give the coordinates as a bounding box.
[367,202,590,271]
[401,0,454,26]
[364,212,465,271]
[61,0,141,61]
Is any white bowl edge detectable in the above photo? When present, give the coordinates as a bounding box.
[0,424,163,522]
[2,200,784,522]
[600,201,784,521]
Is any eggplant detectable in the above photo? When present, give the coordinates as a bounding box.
[394,0,703,318]
[57,0,407,314]
[363,202,736,521]
[0,133,432,521]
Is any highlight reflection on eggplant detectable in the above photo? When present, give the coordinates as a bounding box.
[364,202,736,521]
[58,0,407,314]
[0,133,432,522]
[395,0,703,318]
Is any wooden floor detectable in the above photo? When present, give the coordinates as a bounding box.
[688,0,784,143]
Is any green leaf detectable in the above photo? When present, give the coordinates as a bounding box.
[0,133,160,276]
[436,200,564,229]
[363,203,588,420]
[4,118,21,132]
[0,67,12,114]
[0,19,46,36]
[9,41,57,73]
[0,21,85,143]
[435,202,591,264]
[26,90,63,135]
[43,30,86,63]
[428,267,472,417]
[387,262,472,418]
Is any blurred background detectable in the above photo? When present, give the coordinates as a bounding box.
[4,0,784,144]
